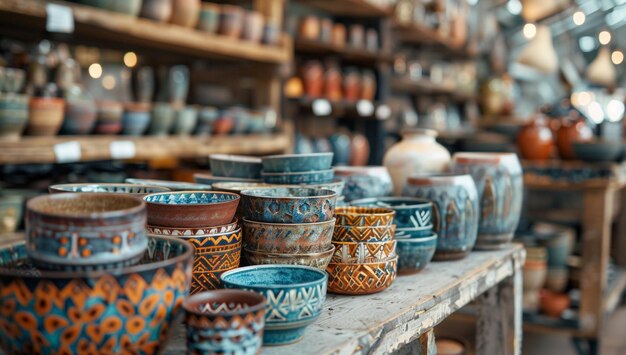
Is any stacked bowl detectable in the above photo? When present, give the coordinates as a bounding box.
[240,188,338,270]
[195,154,263,185]
[261,153,335,184]
[327,206,398,295]
[143,191,242,294]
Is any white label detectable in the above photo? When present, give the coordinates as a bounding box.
[46,4,74,34]
[356,100,375,117]
[312,99,332,116]
[53,141,81,163]
[375,104,392,120]
[110,141,136,160]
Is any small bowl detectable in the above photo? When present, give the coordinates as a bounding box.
[221,265,328,345]
[240,188,337,223]
[144,191,240,228]
[572,140,622,162]
[261,169,335,184]
[332,224,396,243]
[147,218,239,237]
[334,206,395,227]
[396,233,437,274]
[244,245,335,271]
[326,257,397,295]
[125,178,213,191]
[48,183,170,196]
[210,154,262,179]
[26,193,147,270]
[195,173,262,185]
[331,239,397,264]
[350,197,433,228]
[262,153,334,173]
[183,290,266,355]
[242,218,335,253]
[395,225,434,239]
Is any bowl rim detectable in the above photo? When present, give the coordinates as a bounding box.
[396,225,435,231]
[262,152,334,160]
[333,224,397,231]
[48,183,171,194]
[209,154,262,164]
[220,264,328,288]
[244,244,335,257]
[260,169,334,177]
[395,233,438,242]
[27,192,145,219]
[194,173,262,183]
[407,173,474,185]
[240,188,337,199]
[349,197,433,209]
[242,217,336,227]
[327,256,398,267]
[125,178,213,190]
[143,190,241,206]
[335,206,395,217]
[147,218,239,233]
[149,226,241,239]
[183,289,266,317]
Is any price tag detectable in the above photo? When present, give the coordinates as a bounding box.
[356,100,375,117]
[375,104,392,120]
[312,99,332,116]
[53,141,81,163]
[46,4,74,34]
[110,141,136,160]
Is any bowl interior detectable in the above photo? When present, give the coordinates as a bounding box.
[28,193,142,217]
[144,191,238,205]
[242,188,335,198]
[222,266,326,287]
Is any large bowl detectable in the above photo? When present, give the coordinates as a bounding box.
[395,225,434,239]
[350,197,432,228]
[194,173,262,185]
[331,240,397,264]
[221,265,328,345]
[572,140,622,162]
[262,153,333,173]
[0,235,193,354]
[210,154,263,179]
[48,183,170,195]
[147,218,239,237]
[125,178,213,191]
[242,218,334,253]
[26,193,147,270]
[332,224,396,243]
[326,257,397,295]
[244,245,335,271]
[261,169,334,185]
[334,206,395,227]
[144,191,240,228]
[240,188,337,223]
[396,233,437,274]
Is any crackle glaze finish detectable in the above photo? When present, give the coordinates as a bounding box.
[350,197,432,228]
[396,234,437,274]
[242,218,334,253]
[326,257,397,295]
[241,188,337,224]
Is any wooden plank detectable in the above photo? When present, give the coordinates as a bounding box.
[296,0,392,17]
[613,188,626,267]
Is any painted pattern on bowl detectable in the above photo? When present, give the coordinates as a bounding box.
[394,225,434,239]
[331,240,396,264]
[334,166,393,202]
[242,218,334,253]
[243,245,335,271]
[262,153,334,173]
[261,169,335,185]
[241,188,337,223]
[334,206,395,227]
[326,257,397,295]
[144,191,240,228]
[147,218,239,237]
[350,197,432,228]
[332,224,396,243]
[396,233,437,274]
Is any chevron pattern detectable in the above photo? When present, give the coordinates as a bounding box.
[188,238,242,294]
[184,229,243,248]
[146,220,238,237]
[264,284,326,324]
[332,224,396,243]
[334,206,395,227]
[331,240,397,263]
[327,258,397,295]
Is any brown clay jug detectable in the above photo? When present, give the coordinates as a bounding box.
[517,114,554,160]
[557,115,593,160]
[301,61,324,98]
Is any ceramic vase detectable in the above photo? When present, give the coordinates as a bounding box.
[61,99,97,135]
[383,129,451,196]
[403,173,479,260]
[452,153,523,249]
[172,105,198,135]
[556,117,593,160]
[170,0,200,28]
[198,2,220,33]
[517,114,554,160]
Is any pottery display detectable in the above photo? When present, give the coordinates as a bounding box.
[26,97,65,136]
[147,217,238,237]
[0,235,193,354]
[219,5,244,38]
[349,133,370,166]
[299,15,321,40]
[324,64,342,101]
[523,246,547,311]
[183,290,266,355]
[242,11,264,43]
[240,188,337,223]
[147,102,174,135]
[48,183,170,195]
[332,23,346,48]
[126,178,213,191]
[262,153,333,173]
[210,154,262,179]
[383,129,451,196]
[334,206,395,227]
[403,173,479,261]
[121,102,151,136]
[516,115,554,160]
[242,218,335,253]
[361,70,377,101]
[61,99,97,135]
[244,245,335,271]
[326,258,397,295]
[170,0,200,27]
[198,2,220,33]
[25,193,147,270]
[572,140,622,162]
[350,197,432,229]
[452,153,523,249]
[556,117,593,159]
[221,265,328,345]
[0,93,28,139]
[541,290,570,318]
[261,169,335,184]
[331,240,397,264]
[94,100,124,134]
[140,0,172,22]
[396,233,437,274]
[302,61,324,98]
[334,166,393,202]
[343,69,361,102]
[172,105,198,135]
[144,191,240,228]
[332,224,396,243]
[394,225,434,239]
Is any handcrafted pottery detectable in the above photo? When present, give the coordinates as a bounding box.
[198,2,220,33]
[144,191,240,228]
[540,291,570,318]
[350,197,432,229]
[172,106,198,135]
[261,169,335,185]
[394,225,434,239]
[147,218,238,237]
[332,224,396,243]
[349,133,370,166]
[3,68,25,93]
[194,173,262,185]
[516,115,554,160]
[329,132,351,166]
[240,188,337,223]
[334,206,395,227]
[325,64,343,101]
[140,0,172,22]
[326,257,397,295]
[557,117,593,159]
[331,240,396,264]
[396,234,437,274]
[244,245,335,271]
[332,23,346,48]
[334,166,393,202]
[221,265,328,345]
[301,61,324,98]
[195,106,219,135]
[212,182,277,192]
[149,103,174,135]
[26,97,65,136]
[262,153,334,173]
[523,256,547,312]
[0,235,193,354]
[219,5,244,38]
[48,183,169,195]
[383,129,451,196]
[94,100,124,134]
[126,178,212,191]
[25,193,147,270]
[121,102,151,136]
[242,11,264,43]
[242,218,334,253]
[61,99,97,135]
[183,290,266,355]
[170,0,200,27]
[0,192,24,234]
[572,140,622,162]
[536,225,573,268]
[0,93,28,139]
[210,154,262,179]
[299,15,320,40]
[361,70,376,101]
[343,69,361,102]
[403,173,479,261]
[452,153,524,249]
[545,267,568,293]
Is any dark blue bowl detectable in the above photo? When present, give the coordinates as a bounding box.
[210,154,263,179]
[261,169,334,184]
[395,225,434,238]
[350,197,432,228]
[396,233,437,274]
[262,153,334,173]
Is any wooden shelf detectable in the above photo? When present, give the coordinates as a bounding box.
[393,21,475,57]
[392,77,474,100]
[295,38,392,64]
[0,0,292,64]
[0,133,289,164]
[287,97,392,120]
[295,0,392,17]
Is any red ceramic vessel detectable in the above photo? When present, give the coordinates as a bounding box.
[516,114,554,160]
[556,116,593,160]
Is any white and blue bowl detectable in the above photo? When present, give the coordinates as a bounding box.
[350,197,432,228]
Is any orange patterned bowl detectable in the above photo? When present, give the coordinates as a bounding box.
[334,206,395,227]
[331,240,396,264]
[332,224,396,243]
[326,257,397,295]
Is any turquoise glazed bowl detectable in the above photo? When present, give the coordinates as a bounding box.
[261,169,334,184]
[262,153,334,173]
[48,183,170,196]
[220,265,328,345]
[396,233,437,274]
[0,234,193,354]
[144,191,240,228]
[242,218,335,253]
[395,225,434,239]
[350,197,433,228]
[240,188,337,223]
[210,154,262,179]
[195,173,262,185]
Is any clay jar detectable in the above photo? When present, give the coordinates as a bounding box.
[94,100,124,134]
[452,153,523,249]
[324,65,342,101]
[343,69,361,102]
[361,70,376,101]
[170,0,200,27]
[242,11,264,43]
[61,99,97,135]
[299,15,321,40]
[219,5,244,38]
[557,117,593,160]
[302,61,324,98]
[27,97,65,136]
[541,290,570,318]
[517,114,554,160]
[349,133,370,166]
[332,24,346,48]
[383,129,451,196]
[141,0,172,22]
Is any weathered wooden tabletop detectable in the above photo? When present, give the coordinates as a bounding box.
[165,244,526,355]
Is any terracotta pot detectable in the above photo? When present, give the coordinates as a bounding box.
[302,61,324,98]
[557,117,593,160]
[332,23,346,48]
[242,11,264,43]
[140,0,172,22]
[219,5,244,38]
[324,65,342,101]
[299,15,320,40]
[343,69,361,102]
[516,114,554,160]
[26,97,65,136]
[170,0,200,27]
[383,129,451,196]
[349,133,370,166]
[541,290,570,318]
[198,2,220,33]
[361,70,376,101]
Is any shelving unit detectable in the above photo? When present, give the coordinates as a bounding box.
[294,38,392,64]
[295,0,392,17]
[393,21,476,58]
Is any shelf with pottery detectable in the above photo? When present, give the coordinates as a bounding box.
[294,0,393,17]
[391,76,475,100]
[522,160,626,190]
[287,96,392,121]
[164,244,525,355]
[294,38,393,64]
[392,21,474,57]
[0,0,292,64]
[0,133,289,164]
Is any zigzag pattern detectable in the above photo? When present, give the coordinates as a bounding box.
[146,222,238,237]
[331,240,397,263]
[335,207,395,226]
[145,192,237,205]
[190,241,241,294]
[264,284,326,323]
[327,258,397,295]
[333,225,396,243]
[412,210,432,228]
[185,230,242,250]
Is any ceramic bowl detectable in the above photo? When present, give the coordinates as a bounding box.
[331,240,396,264]
[210,154,263,179]
[0,234,193,354]
[262,153,334,173]
[48,183,170,196]
[121,106,151,136]
[172,106,198,135]
[242,218,334,253]
[244,245,335,271]
[214,179,344,195]
[195,173,262,185]
[147,218,238,237]
[125,178,213,191]
[148,102,174,135]
[395,225,434,239]
[27,97,65,136]
[0,104,28,140]
[221,265,328,345]
[326,257,397,295]
[240,188,337,223]
[350,197,432,228]
[26,193,147,270]
[396,233,437,274]
[198,3,220,33]
[144,191,240,228]
[61,99,97,135]
[332,224,396,243]
[334,206,395,227]
[572,140,622,162]
[334,166,393,202]
[261,169,335,184]
[94,100,124,134]
[183,290,266,355]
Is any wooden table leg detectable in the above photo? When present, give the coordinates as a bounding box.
[612,187,626,267]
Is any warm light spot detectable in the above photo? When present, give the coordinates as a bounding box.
[573,11,585,26]
[88,63,102,79]
[81,249,92,257]
[102,75,116,90]
[58,247,68,257]
[523,24,536,39]
[113,236,121,244]
[611,50,624,65]
[599,31,611,45]
[79,238,88,246]
[123,52,137,68]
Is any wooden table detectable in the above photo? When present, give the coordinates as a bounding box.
[165,244,525,355]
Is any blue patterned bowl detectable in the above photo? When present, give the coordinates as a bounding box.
[261,169,335,185]
[48,183,170,196]
[396,233,437,274]
[395,225,434,239]
[334,166,393,202]
[262,153,334,173]
[209,154,263,179]
[350,197,433,229]
[125,178,213,191]
[0,234,193,354]
[220,265,328,345]
[144,191,240,228]
[240,188,337,223]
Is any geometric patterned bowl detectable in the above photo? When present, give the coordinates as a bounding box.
[326,257,398,295]
[144,191,240,228]
[146,218,239,237]
[349,197,432,228]
[243,245,335,271]
[242,218,335,254]
[396,233,437,275]
[331,240,397,264]
[334,206,395,227]
[240,188,337,224]
[332,224,396,243]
